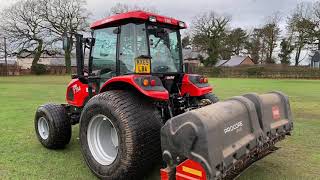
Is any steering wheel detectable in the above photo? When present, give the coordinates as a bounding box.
[98,68,112,75]
[154,66,170,73]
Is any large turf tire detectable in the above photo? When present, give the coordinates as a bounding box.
[79,91,163,180]
[34,103,72,149]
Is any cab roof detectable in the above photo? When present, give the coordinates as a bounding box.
[90,10,187,29]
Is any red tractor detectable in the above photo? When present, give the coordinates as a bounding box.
[34,11,293,180]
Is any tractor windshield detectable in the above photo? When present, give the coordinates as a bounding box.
[147,25,181,73]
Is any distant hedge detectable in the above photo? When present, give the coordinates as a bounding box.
[196,65,320,79]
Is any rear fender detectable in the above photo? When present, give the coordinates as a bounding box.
[100,75,169,101]
[180,74,212,97]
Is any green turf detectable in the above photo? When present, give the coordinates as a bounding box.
[0,76,319,179]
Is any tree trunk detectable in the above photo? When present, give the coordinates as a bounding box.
[31,40,43,73]
[64,36,73,74]
[32,40,43,66]
[295,45,302,66]
[65,50,72,74]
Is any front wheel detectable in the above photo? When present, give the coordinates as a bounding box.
[34,103,71,149]
[79,91,162,180]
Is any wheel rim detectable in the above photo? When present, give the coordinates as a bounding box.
[38,117,49,140]
[87,114,119,166]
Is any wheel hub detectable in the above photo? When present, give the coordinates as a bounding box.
[38,117,49,140]
[87,114,119,165]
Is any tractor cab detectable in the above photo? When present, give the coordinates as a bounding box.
[92,20,183,76]
[66,11,190,98]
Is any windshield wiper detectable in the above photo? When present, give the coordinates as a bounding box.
[154,39,162,48]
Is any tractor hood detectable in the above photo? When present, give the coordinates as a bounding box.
[161,92,293,179]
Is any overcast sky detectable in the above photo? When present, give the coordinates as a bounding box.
[91,0,318,30]
[0,0,317,30]
[1,0,317,64]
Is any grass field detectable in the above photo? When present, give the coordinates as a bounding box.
[0,76,319,180]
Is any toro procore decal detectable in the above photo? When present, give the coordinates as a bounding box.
[224,121,243,134]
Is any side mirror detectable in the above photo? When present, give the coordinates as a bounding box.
[62,35,70,51]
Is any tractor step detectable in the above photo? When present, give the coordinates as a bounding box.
[161,92,293,180]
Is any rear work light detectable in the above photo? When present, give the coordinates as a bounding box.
[149,16,157,22]
[179,21,186,28]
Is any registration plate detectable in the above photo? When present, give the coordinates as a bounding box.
[135,58,151,74]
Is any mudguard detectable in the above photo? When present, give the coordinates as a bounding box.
[161,96,264,179]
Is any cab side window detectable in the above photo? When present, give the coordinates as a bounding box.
[92,27,117,74]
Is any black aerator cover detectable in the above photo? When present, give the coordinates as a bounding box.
[244,91,293,141]
[161,96,265,178]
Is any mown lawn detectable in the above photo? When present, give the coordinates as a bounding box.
[0,76,319,180]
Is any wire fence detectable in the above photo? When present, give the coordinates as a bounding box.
[196,65,320,79]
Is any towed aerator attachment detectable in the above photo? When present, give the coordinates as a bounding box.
[161,92,293,180]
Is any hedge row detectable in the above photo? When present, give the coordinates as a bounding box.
[196,65,320,79]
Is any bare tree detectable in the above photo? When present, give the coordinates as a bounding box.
[260,14,281,64]
[246,28,262,64]
[107,3,159,15]
[278,37,295,64]
[192,11,231,66]
[0,38,4,53]
[288,3,314,66]
[40,0,89,73]
[0,0,52,72]
[227,28,248,55]
[311,1,320,50]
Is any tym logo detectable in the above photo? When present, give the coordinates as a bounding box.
[224,121,243,134]
[72,84,81,94]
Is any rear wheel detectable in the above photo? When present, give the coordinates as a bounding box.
[79,91,162,180]
[34,104,71,149]
[201,93,219,104]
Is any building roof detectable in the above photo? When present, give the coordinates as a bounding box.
[215,60,228,67]
[91,11,186,29]
[41,58,77,66]
[0,56,18,65]
[218,56,252,67]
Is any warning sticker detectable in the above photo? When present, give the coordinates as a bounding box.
[272,106,281,120]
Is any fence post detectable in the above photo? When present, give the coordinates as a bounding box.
[4,37,8,76]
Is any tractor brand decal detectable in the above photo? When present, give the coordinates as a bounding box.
[272,106,281,120]
[72,84,81,94]
[165,76,175,80]
[224,121,243,134]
